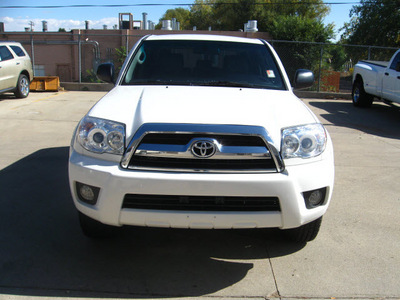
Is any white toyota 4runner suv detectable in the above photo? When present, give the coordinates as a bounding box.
[69,34,334,243]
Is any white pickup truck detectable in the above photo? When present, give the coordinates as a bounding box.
[352,49,400,107]
[68,34,334,243]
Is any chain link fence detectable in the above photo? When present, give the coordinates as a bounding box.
[5,31,398,92]
[270,40,398,92]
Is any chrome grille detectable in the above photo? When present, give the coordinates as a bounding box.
[139,133,266,146]
[121,123,284,173]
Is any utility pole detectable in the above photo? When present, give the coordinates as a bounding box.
[28,21,34,31]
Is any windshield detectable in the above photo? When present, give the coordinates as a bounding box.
[121,39,286,90]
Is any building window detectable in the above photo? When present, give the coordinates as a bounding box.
[34,65,45,76]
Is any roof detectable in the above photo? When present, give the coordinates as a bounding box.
[0,41,23,45]
[145,34,264,45]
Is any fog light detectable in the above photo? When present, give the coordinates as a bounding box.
[76,182,100,205]
[80,185,95,201]
[303,188,326,209]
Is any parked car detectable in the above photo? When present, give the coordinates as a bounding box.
[352,49,400,107]
[0,41,33,98]
[69,34,334,243]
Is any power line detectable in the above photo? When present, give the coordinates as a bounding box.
[0,2,365,9]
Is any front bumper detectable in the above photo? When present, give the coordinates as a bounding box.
[68,142,334,230]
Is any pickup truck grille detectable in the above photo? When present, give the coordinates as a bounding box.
[122,194,281,212]
[121,124,284,173]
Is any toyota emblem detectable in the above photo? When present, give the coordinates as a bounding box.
[191,140,217,158]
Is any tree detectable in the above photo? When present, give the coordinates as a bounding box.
[279,0,329,20]
[159,7,192,30]
[189,0,216,30]
[186,0,332,41]
[157,0,333,42]
[269,15,335,81]
[115,46,127,70]
[212,0,264,31]
[341,0,400,47]
[255,0,331,37]
[269,15,334,42]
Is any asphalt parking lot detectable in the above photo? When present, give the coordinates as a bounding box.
[0,91,399,300]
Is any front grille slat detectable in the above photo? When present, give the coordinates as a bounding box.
[128,132,277,172]
[123,194,281,212]
[140,133,266,147]
[129,156,276,171]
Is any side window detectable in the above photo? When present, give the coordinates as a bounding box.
[10,45,26,57]
[0,46,14,62]
[389,52,400,70]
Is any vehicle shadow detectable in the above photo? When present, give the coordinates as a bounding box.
[0,147,304,298]
[0,94,17,101]
[308,100,400,140]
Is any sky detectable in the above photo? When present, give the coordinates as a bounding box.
[0,0,357,41]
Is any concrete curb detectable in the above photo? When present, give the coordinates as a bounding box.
[61,82,114,92]
[60,82,352,99]
[294,90,351,100]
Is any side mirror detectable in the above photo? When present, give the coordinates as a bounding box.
[96,63,115,84]
[293,69,314,90]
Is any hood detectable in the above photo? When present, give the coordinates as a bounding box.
[89,85,318,146]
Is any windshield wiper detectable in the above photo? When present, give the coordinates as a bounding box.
[195,80,261,88]
[129,79,191,86]
[128,79,268,89]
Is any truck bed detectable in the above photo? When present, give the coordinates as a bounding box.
[359,60,389,68]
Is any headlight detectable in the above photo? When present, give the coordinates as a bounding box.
[76,116,125,155]
[281,123,326,159]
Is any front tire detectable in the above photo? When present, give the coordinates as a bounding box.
[78,212,117,238]
[352,79,373,107]
[14,74,30,98]
[284,217,323,243]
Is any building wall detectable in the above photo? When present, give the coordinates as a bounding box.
[2,29,271,82]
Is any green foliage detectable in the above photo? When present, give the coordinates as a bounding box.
[290,0,329,20]
[188,0,331,33]
[267,16,335,80]
[115,46,127,70]
[82,69,101,83]
[268,15,334,42]
[326,45,348,71]
[189,0,216,30]
[160,7,192,30]
[212,0,263,31]
[341,0,400,47]
[157,0,333,39]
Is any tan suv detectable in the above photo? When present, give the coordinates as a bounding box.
[0,42,33,98]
